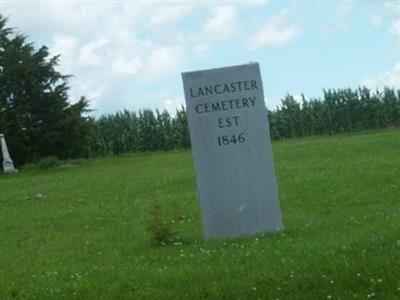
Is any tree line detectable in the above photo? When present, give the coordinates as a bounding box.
[268,87,400,139]
[87,108,190,157]
[86,87,400,157]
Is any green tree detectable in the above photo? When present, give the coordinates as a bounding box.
[0,15,90,165]
[172,106,190,149]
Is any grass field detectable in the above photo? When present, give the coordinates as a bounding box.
[1,130,400,299]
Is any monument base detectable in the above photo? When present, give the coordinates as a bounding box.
[3,160,18,174]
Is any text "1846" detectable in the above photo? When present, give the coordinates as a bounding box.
[217,133,245,146]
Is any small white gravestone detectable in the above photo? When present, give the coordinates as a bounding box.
[0,134,17,173]
[182,63,282,239]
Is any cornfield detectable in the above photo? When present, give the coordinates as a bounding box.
[87,87,400,157]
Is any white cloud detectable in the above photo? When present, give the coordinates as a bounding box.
[1,2,297,115]
[50,35,77,74]
[51,35,77,57]
[203,6,237,40]
[293,94,308,102]
[164,97,185,115]
[80,84,104,102]
[243,0,269,6]
[334,2,352,30]
[382,1,400,37]
[391,20,400,36]
[383,2,400,15]
[370,15,383,27]
[248,12,298,49]
[148,46,186,78]
[193,43,212,58]
[143,89,185,115]
[362,63,400,89]
[248,23,297,49]
[111,57,142,76]
[150,5,194,26]
[78,38,110,68]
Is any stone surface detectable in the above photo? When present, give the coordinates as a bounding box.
[0,134,17,173]
[182,63,282,239]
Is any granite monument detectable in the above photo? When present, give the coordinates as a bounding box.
[182,63,282,239]
[0,134,17,174]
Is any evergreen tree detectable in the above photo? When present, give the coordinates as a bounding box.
[0,16,90,165]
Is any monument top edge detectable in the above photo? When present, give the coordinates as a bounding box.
[181,62,259,77]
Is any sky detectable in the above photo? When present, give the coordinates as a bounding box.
[1,0,400,116]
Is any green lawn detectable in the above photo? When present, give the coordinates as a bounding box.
[1,130,399,299]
